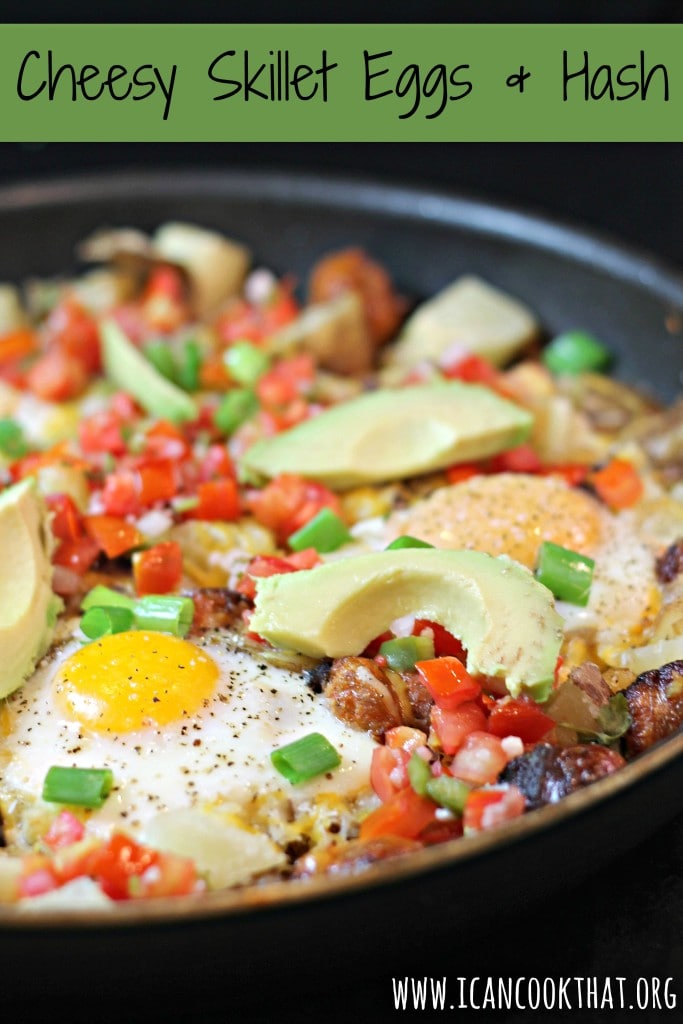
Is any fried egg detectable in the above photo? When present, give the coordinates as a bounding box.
[381,473,662,650]
[0,627,375,847]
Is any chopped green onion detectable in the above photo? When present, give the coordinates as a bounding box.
[224,340,270,386]
[81,606,135,640]
[542,330,611,376]
[42,766,114,809]
[271,732,341,784]
[536,540,595,606]
[379,635,435,672]
[407,752,431,796]
[170,494,200,513]
[425,775,471,815]
[0,418,28,458]
[214,388,259,436]
[288,507,352,554]
[133,594,195,637]
[385,535,434,551]
[144,340,177,382]
[81,585,135,613]
[177,339,202,392]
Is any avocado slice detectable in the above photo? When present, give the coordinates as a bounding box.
[240,382,532,490]
[250,548,563,701]
[101,319,197,424]
[0,478,62,699]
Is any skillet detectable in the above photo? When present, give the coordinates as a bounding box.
[0,168,681,1005]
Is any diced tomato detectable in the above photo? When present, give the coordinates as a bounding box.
[384,726,428,753]
[413,620,466,661]
[84,515,143,559]
[370,745,411,803]
[79,410,128,456]
[463,785,526,833]
[256,354,315,408]
[449,731,509,786]
[141,265,189,333]
[44,298,101,373]
[215,285,299,345]
[81,832,158,901]
[19,863,59,899]
[110,391,140,421]
[100,470,141,517]
[0,327,39,364]
[442,353,499,386]
[416,656,481,710]
[309,248,406,346]
[247,473,343,544]
[487,697,555,744]
[46,493,83,543]
[26,348,89,401]
[43,811,85,851]
[236,549,320,600]
[133,541,183,596]
[144,420,191,461]
[430,701,488,755]
[197,443,234,482]
[186,478,241,521]
[589,458,644,510]
[359,786,438,841]
[445,463,481,485]
[199,352,232,390]
[53,535,101,575]
[488,444,543,474]
[136,459,178,506]
[140,850,200,899]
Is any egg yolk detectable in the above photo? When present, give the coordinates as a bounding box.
[53,631,219,733]
[392,473,603,568]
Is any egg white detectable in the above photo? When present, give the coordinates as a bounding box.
[0,627,375,844]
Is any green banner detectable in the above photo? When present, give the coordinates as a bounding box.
[0,23,677,140]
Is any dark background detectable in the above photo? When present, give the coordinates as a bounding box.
[2,3,682,1023]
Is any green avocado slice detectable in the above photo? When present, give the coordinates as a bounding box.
[0,478,61,699]
[239,382,532,489]
[250,548,563,701]
[101,319,197,424]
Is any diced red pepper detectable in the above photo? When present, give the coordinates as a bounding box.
[359,786,438,841]
[100,470,141,517]
[84,515,143,559]
[133,541,183,596]
[416,656,481,711]
[0,327,39,364]
[46,493,83,543]
[53,535,101,575]
[442,353,499,386]
[136,459,178,507]
[413,620,467,661]
[487,697,555,744]
[186,478,241,522]
[445,463,481,485]
[589,458,644,510]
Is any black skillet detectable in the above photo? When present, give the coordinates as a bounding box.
[0,169,681,1013]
